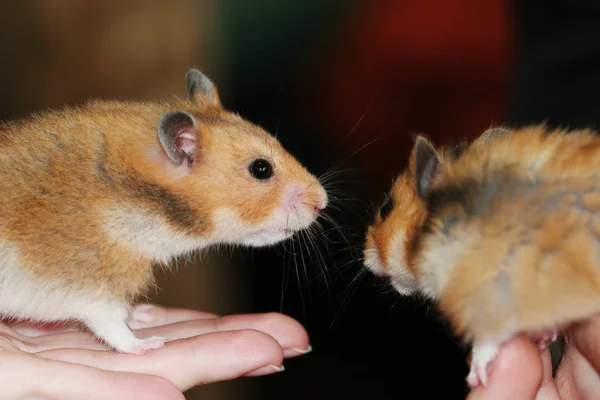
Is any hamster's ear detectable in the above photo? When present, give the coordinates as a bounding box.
[186,68,221,106]
[414,136,442,199]
[158,110,199,167]
[479,127,511,143]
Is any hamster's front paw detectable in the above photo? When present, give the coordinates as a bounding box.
[531,330,558,352]
[82,299,166,355]
[467,340,500,388]
[115,336,166,355]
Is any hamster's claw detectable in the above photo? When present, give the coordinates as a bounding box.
[531,330,559,352]
[467,340,500,388]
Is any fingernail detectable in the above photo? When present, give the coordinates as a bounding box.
[244,364,285,377]
[283,345,313,358]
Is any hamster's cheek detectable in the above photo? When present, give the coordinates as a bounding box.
[385,233,419,295]
[209,206,302,247]
[363,233,387,276]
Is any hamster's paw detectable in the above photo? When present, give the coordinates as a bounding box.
[126,304,156,329]
[531,330,559,352]
[467,340,500,388]
[115,336,166,355]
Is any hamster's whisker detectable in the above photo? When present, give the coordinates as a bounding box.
[330,266,369,328]
[274,117,280,139]
[344,103,373,140]
[303,230,331,304]
[305,224,334,294]
[291,207,313,304]
[290,226,307,318]
[280,213,291,312]
[319,211,355,256]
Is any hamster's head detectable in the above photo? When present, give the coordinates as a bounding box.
[363,136,444,295]
[145,68,328,247]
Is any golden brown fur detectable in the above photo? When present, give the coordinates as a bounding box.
[0,94,323,300]
[364,124,600,386]
[411,126,600,342]
[363,135,475,291]
[0,69,327,353]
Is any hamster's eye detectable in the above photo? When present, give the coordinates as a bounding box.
[249,158,273,180]
[380,197,394,220]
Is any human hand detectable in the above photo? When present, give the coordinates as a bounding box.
[0,304,311,399]
[467,315,600,400]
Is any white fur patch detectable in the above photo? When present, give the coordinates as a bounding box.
[467,339,502,387]
[364,233,419,296]
[363,246,385,275]
[210,182,321,247]
[102,205,209,264]
[211,207,304,247]
[0,238,165,353]
[385,233,419,295]
[417,228,467,299]
[0,239,107,322]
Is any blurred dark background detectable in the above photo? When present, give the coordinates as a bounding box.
[1,1,599,399]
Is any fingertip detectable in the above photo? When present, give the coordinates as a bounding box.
[246,312,311,356]
[229,328,285,369]
[468,335,543,399]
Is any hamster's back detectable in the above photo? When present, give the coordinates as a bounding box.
[0,102,161,292]
[417,160,600,342]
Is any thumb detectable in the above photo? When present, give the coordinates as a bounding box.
[467,335,543,400]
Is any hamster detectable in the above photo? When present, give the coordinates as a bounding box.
[363,129,506,293]
[0,68,328,354]
[364,125,600,387]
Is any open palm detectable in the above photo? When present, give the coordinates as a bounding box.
[0,304,310,399]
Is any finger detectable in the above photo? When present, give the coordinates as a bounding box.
[217,313,311,357]
[0,351,184,400]
[568,315,600,373]
[9,321,81,337]
[0,322,109,353]
[555,342,600,399]
[21,330,110,353]
[467,335,543,400]
[14,304,220,353]
[126,304,219,329]
[133,312,311,358]
[36,329,286,392]
[534,347,561,400]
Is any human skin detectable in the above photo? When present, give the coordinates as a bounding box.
[0,304,311,399]
[468,315,600,400]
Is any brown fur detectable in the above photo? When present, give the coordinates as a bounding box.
[410,125,600,343]
[365,135,470,277]
[0,93,322,303]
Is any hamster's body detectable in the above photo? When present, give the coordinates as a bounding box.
[364,125,600,387]
[0,69,327,354]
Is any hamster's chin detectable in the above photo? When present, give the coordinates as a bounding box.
[390,278,417,296]
[241,228,296,247]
